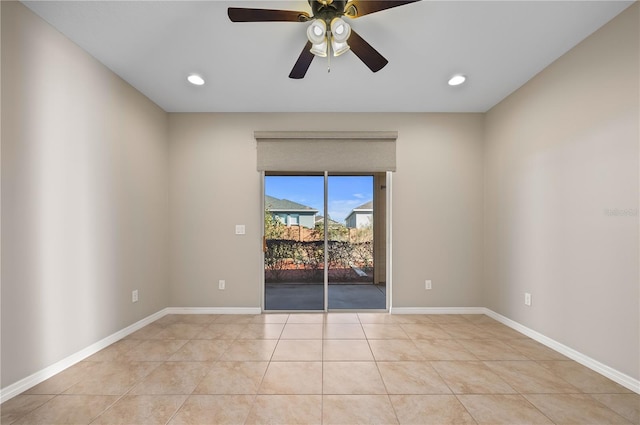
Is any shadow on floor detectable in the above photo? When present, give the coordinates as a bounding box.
[265,283,386,310]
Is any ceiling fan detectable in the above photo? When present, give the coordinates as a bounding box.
[228,0,421,79]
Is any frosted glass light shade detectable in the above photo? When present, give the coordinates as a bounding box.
[330,18,351,57]
[307,19,328,57]
[331,39,350,56]
[331,18,350,42]
[307,19,327,44]
[310,40,328,57]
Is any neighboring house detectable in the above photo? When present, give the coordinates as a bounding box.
[345,201,373,228]
[315,215,343,227]
[265,195,318,229]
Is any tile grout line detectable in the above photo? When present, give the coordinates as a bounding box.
[422,345,482,425]
[359,313,403,425]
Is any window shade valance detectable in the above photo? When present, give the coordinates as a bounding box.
[255,131,397,172]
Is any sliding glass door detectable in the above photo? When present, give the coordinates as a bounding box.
[327,175,385,309]
[263,172,386,311]
[264,175,325,310]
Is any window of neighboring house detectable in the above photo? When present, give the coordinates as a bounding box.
[287,214,299,226]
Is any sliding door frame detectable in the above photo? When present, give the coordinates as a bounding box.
[260,171,392,313]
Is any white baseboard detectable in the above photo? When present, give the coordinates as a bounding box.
[390,307,487,315]
[483,308,640,394]
[0,308,169,404]
[165,307,262,315]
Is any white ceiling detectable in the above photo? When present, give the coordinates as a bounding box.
[23,1,633,113]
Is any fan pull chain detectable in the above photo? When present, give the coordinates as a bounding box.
[327,38,331,73]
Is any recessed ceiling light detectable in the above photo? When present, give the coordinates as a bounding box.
[448,74,466,86]
[187,74,205,86]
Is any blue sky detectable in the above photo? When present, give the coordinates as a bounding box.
[265,175,373,223]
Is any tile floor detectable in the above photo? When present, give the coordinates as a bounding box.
[1,313,638,424]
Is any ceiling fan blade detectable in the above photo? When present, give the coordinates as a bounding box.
[346,0,421,18]
[289,41,315,79]
[348,30,388,73]
[228,8,310,22]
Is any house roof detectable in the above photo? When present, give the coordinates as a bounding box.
[265,195,318,213]
[345,201,373,223]
[352,201,373,211]
[316,215,343,227]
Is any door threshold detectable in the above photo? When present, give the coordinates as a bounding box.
[261,309,389,314]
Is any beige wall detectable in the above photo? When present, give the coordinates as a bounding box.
[168,113,484,308]
[484,4,639,379]
[1,2,170,388]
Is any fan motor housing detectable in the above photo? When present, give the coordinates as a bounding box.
[309,0,347,22]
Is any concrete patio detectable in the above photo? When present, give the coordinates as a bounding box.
[265,283,386,310]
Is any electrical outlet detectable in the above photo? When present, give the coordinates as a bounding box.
[132,290,139,303]
[524,292,531,306]
[425,280,432,290]
[235,225,245,235]
[219,280,226,290]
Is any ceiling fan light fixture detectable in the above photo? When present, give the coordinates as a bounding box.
[307,19,328,57]
[330,18,350,42]
[307,19,326,43]
[331,38,350,56]
[187,73,205,86]
[330,17,351,56]
[448,74,466,86]
[227,0,422,79]
[310,39,328,57]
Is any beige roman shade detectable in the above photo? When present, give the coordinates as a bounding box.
[255,131,397,172]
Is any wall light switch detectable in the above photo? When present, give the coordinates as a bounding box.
[235,225,246,235]
[425,280,432,290]
[219,280,226,290]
